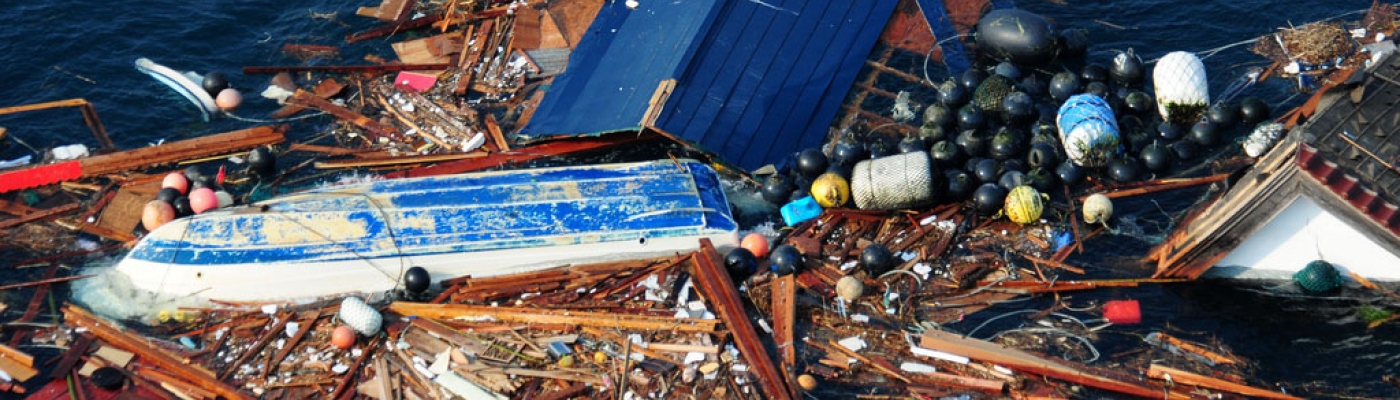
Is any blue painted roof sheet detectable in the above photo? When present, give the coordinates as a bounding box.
[518,0,899,170]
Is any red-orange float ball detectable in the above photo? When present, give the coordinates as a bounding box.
[331,325,356,349]
[215,88,242,111]
[141,200,176,231]
[189,188,218,214]
[741,233,770,259]
[161,172,189,194]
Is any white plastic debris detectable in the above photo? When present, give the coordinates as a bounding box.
[261,304,278,315]
[899,362,938,374]
[837,336,867,352]
[285,322,300,337]
[909,344,970,364]
[1242,122,1285,157]
[684,352,706,364]
[332,363,350,374]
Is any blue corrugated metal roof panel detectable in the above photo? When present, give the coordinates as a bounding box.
[518,0,898,171]
[518,0,724,138]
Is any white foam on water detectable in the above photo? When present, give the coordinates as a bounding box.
[70,256,214,324]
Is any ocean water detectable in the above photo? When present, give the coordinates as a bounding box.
[1,0,1397,398]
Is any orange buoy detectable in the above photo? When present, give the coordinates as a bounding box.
[141,200,176,231]
[161,172,189,194]
[215,88,242,111]
[741,233,770,259]
[331,325,356,349]
[189,188,218,214]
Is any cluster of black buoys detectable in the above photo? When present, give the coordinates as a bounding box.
[755,8,1270,221]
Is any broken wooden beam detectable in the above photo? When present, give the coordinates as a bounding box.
[313,152,487,169]
[386,302,720,332]
[356,0,418,23]
[243,63,452,74]
[61,305,253,400]
[693,239,794,400]
[382,132,663,179]
[346,14,443,43]
[270,78,344,119]
[920,329,1182,399]
[771,273,797,367]
[1147,364,1301,399]
[289,90,399,141]
[0,274,92,291]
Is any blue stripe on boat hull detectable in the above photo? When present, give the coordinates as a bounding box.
[123,159,737,270]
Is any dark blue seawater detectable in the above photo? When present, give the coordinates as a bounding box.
[1,0,1396,398]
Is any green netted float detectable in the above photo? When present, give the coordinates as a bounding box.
[1293,260,1342,293]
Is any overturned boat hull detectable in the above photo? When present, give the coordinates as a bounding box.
[115,159,740,302]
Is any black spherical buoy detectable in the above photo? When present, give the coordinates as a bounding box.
[1124,91,1154,116]
[1107,157,1141,182]
[1026,142,1059,169]
[1080,64,1109,83]
[946,169,975,200]
[173,196,193,217]
[1119,114,1150,153]
[1049,72,1080,102]
[1019,74,1048,98]
[190,175,217,191]
[1170,139,1199,160]
[156,187,181,204]
[1206,103,1240,130]
[1026,167,1058,192]
[999,170,1029,190]
[1059,28,1090,58]
[866,136,896,159]
[988,127,1024,161]
[1158,121,1184,140]
[974,158,1001,183]
[860,244,894,276]
[247,147,277,177]
[724,248,758,281]
[973,183,1008,216]
[976,9,1059,66]
[1002,92,1036,125]
[1002,157,1028,173]
[1056,160,1086,187]
[956,129,989,157]
[761,175,795,205]
[1030,120,1058,137]
[898,136,928,154]
[923,102,954,129]
[1140,141,1173,172]
[1110,49,1145,87]
[769,245,803,275]
[831,138,868,167]
[930,140,963,167]
[919,124,948,143]
[796,148,829,179]
[960,69,988,92]
[91,366,126,390]
[404,266,432,294]
[202,71,230,97]
[939,80,970,108]
[994,61,1022,79]
[1084,81,1110,100]
[957,105,986,131]
[1190,120,1221,147]
[1239,97,1271,126]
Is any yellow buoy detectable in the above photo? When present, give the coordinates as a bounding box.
[810,172,850,208]
[1083,193,1113,225]
[1003,185,1045,224]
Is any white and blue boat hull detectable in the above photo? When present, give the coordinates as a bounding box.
[115,159,740,302]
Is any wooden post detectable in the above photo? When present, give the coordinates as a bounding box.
[692,239,794,400]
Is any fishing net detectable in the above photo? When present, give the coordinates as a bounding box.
[973,74,1016,115]
[1153,51,1210,124]
[850,151,934,210]
[1250,22,1353,65]
[1056,94,1121,167]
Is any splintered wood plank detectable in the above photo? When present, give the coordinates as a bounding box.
[771,274,796,367]
[920,330,1180,399]
[95,185,153,235]
[538,10,569,48]
[693,240,794,400]
[546,0,603,50]
[356,0,417,23]
[392,33,463,66]
[387,302,720,332]
[512,6,542,50]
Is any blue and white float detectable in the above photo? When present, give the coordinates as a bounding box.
[114,159,741,302]
[1056,94,1122,167]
